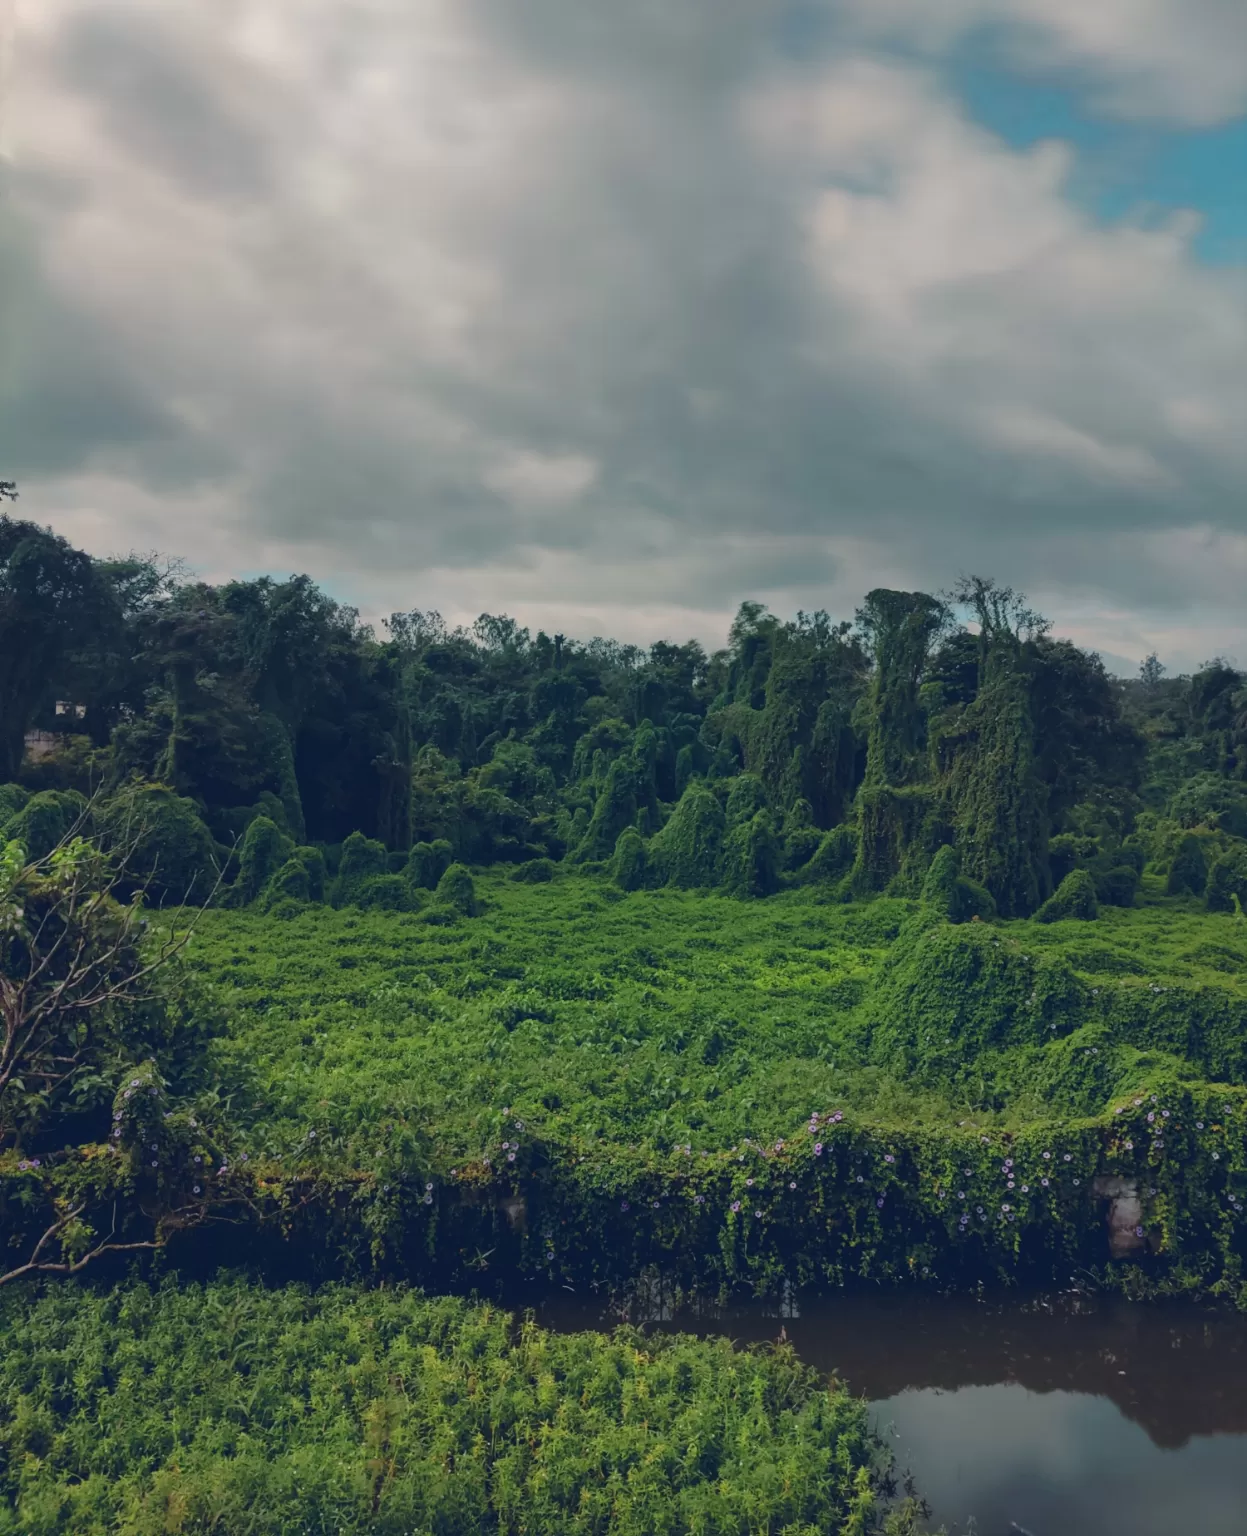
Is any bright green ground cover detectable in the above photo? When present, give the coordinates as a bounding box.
[0,1277,916,1536]
[175,873,1247,1303]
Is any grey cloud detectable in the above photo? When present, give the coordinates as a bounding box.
[51,10,273,199]
[5,0,1247,665]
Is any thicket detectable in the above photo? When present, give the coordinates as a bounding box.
[0,1277,922,1535]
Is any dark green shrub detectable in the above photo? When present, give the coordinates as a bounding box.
[724,772,768,828]
[1092,863,1140,908]
[1166,834,1209,897]
[405,838,454,890]
[921,844,997,924]
[1035,868,1099,923]
[0,782,30,823]
[648,783,725,889]
[795,823,857,885]
[434,862,479,916]
[721,810,781,898]
[509,857,556,883]
[353,873,422,912]
[261,856,312,908]
[333,831,387,906]
[1207,846,1247,914]
[1169,773,1247,838]
[610,827,650,892]
[2,788,87,859]
[100,783,219,906]
[236,815,295,905]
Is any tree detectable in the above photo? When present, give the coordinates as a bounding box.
[0,514,111,779]
[0,828,226,1285]
[1139,653,1165,689]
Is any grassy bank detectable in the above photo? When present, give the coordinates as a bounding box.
[157,873,1247,1303]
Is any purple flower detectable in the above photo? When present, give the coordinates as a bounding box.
[957,1190,965,1199]
[507,1152,516,1163]
[1135,1225,1144,1237]
[1124,1141,1134,1151]
[652,1199,660,1208]
[1020,1184,1029,1193]
[774,1140,784,1151]
[746,1178,754,1187]
[1042,1152,1051,1160]
[754,1209,763,1218]
[1041,1177,1049,1187]
[731,1200,741,1213]
[876,1198,885,1209]
[151,1160,158,1168]
[1162,1110,1170,1119]
[621,1200,630,1211]
[695,1194,705,1204]
[832,1112,843,1123]
[856,1174,864,1184]
[1147,1112,1155,1124]
[884,1154,895,1164]
[423,1193,433,1205]
[1063,1154,1072,1162]
[193,1185,201,1194]
[789,1180,797,1190]
[1004,1158,1014,1169]
[1197,1121,1205,1130]
[425,1181,434,1191]
[30,1159,39,1169]
[502,1141,510,1150]
[814,1142,823,1155]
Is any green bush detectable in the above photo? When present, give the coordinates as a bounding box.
[435,862,479,916]
[1035,868,1099,924]
[1,787,87,860]
[406,838,454,890]
[1166,834,1208,897]
[509,857,556,883]
[0,1278,898,1536]
[99,783,220,906]
[1207,846,1247,914]
[721,810,781,898]
[610,826,651,892]
[353,872,424,912]
[333,830,388,905]
[1092,863,1140,909]
[919,844,996,924]
[795,823,858,886]
[0,782,31,823]
[649,783,725,889]
[235,814,294,905]
[724,771,768,828]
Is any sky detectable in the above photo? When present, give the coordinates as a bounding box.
[1,1,1245,677]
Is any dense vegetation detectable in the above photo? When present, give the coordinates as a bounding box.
[0,1277,924,1535]
[4,506,1247,1529]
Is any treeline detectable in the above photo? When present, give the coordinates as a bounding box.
[4,509,1247,917]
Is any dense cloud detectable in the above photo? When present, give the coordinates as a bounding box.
[2,0,1245,670]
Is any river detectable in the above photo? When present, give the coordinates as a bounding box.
[535,1287,1247,1535]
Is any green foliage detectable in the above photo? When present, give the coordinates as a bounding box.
[1035,868,1099,924]
[721,811,781,899]
[1207,846,1247,915]
[101,783,220,908]
[1091,864,1140,909]
[611,827,652,892]
[353,873,424,912]
[434,862,479,917]
[333,830,388,906]
[510,857,556,883]
[234,814,294,906]
[919,844,995,924]
[724,771,769,828]
[795,824,858,887]
[1168,773,1247,837]
[0,784,30,823]
[405,838,454,890]
[852,785,938,895]
[648,783,725,889]
[1,789,87,861]
[0,1277,899,1536]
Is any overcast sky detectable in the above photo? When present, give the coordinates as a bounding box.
[2,1,1246,675]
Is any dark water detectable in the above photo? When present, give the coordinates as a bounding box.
[535,1289,1247,1535]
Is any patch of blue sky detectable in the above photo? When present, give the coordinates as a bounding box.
[953,66,1247,267]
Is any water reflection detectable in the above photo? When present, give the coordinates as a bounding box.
[535,1290,1247,1534]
